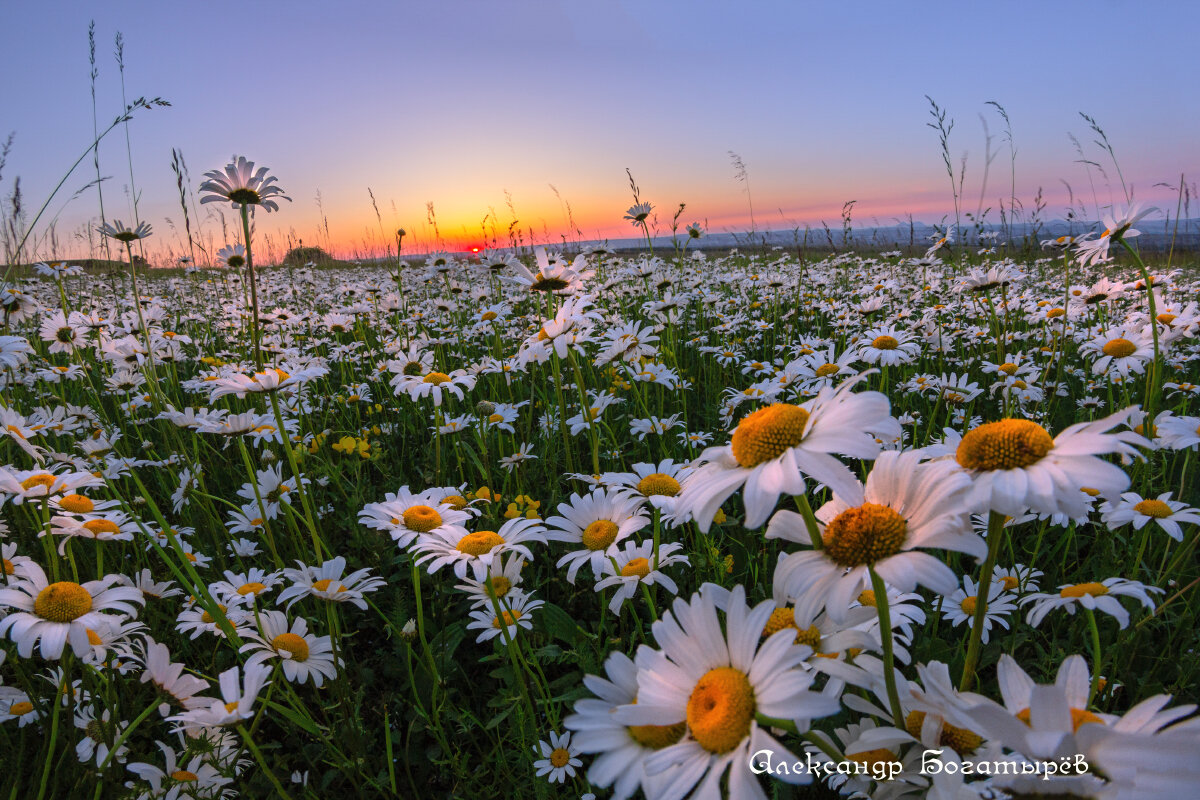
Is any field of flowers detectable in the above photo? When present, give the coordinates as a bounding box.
[1,159,1199,800]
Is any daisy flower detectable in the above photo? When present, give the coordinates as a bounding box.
[0,563,144,659]
[73,706,129,765]
[412,516,548,580]
[198,156,291,211]
[678,374,900,532]
[545,489,649,583]
[593,540,689,614]
[241,610,339,687]
[0,468,102,506]
[454,553,527,610]
[624,202,654,225]
[97,219,152,242]
[168,663,271,731]
[1021,577,1162,629]
[949,406,1149,518]
[533,731,583,784]
[136,639,211,715]
[991,563,1043,594]
[1101,491,1200,542]
[857,326,921,365]
[0,686,39,727]
[126,741,232,797]
[390,368,476,406]
[934,576,1017,644]
[1080,326,1155,377]
[499,442,536,472]
[1072,201,1157,267]
[1156,414,1200,450]
[767,449,981,623]
[563,649,687,800]
[216,243,247,268]
[612,585,842,800]
[465,592,544,643]
[358,487,473,549]
[210,567,284,607]
[175,602,249,640]
[603,459,694,512]
[967,653,1200,796]
[277,556,385,610]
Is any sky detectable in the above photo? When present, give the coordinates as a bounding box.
[2,0,1198,261]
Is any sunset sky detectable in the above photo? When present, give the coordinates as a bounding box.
[3,0,1198,261]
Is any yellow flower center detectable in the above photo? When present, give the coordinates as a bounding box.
[423,372,450,385]
[1157,312,1177,325]
[857,589,876,606]
[814,363,840,378]
[272,632,310,661]
[171,770,199,782]
[956,419,1054,471]
[82,519,120,535]
[730,404,810,468]
[58,494,95,513]
[1133,499,1172,519]
[489,576,512,597]
[1101,338,1137,358]
[34,582,94,622]
[1016,706,1103,732]
[1080,486,1101,497]
[1060,582,1109,598]
[636,473,681,497]
[627,716,686,750]
[1046,307,1065,318]
[457,530,505,556]
[905,711,982,756]
[998,362,1018,375]
[487,413,504,424]
[237,582,266,596]
[848,748,896,771]
[403,505,443,532]
[86,628,103,645]
[1,558,14,575]
[492,609,522,628]
[686,667,755,754]
[822,503,908,568]
[20,474,56,491]
[9,701,34,716]
[620,557,651,578]
[872,335,899,350]
[959,596,978,615]
[549,748,570,768]
[442,494,467,510]
[311,578,347,593]
[1011,379,1028,390]
[581,520,620,550]
[200,604,227,624]
[999,576,1019,591]
[481,311,498,321]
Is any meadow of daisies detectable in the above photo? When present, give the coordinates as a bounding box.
[0,157,1199,800]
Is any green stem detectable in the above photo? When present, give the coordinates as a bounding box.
[869,567,905,728]
[960,511,1005,691]
[236,724,295,799]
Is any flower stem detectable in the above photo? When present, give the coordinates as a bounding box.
[960,510,1005,691]
[1083,607,1103,705]
[240,204,263,369]
[869,566,906,728]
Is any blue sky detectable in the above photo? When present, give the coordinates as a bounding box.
[3,0,1198,258]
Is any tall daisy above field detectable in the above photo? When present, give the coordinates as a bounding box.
[198,156,290,212]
